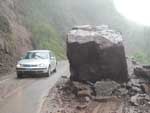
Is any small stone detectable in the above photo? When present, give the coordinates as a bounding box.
[0,63,3,66]
[85,96,90,102]
[130,94,139,106]
[77,90,91,97]
[148,101,150,104]
[141,84,150,94]
[93,96,118,102]
[130,94,150,106]
[132,60,137,65]
[76,104,87,110]
[116,88,128,96]
[61,75,68,79]
[73,82,90,90]
[132,86,142,93]
[72,81,94,96]
[130,79,142,87]
[144,95,150,101]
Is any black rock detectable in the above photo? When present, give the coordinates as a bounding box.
[67,25,128,83]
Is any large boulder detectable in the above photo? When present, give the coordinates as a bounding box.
[67,25,128,83]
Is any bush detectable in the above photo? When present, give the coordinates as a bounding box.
[30,22,66,60]
[133,52,150,64]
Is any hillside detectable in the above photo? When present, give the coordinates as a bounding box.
[0,0,32,74]
[17,0,150,63]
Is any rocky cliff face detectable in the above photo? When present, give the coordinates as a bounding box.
[0,0,32,74]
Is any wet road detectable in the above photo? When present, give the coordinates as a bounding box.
[0,61,69,113]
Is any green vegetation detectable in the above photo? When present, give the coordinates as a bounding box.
[30,22,66,60]
[132,52,150,64]
[17,0,67,59]
[16,0,150,63]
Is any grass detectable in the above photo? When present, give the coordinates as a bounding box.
[30,22,66,60]
[132,51,150,64]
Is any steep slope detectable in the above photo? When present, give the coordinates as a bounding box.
[0,0,32,74]
[17,0,150,63]
[15,0,67,59]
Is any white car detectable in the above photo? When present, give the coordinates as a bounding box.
[16,50,57,78]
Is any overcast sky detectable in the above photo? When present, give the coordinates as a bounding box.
[114,0,150,26]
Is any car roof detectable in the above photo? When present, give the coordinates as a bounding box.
[28,50,51,53]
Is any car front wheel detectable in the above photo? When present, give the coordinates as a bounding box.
[17,73,23,78]
[46,66,51,77]
[53,68,57,73]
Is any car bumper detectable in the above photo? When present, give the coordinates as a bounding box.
[16,68,48,75]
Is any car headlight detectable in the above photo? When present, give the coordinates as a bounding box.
[39,64,46,68]
[16,64,22,68]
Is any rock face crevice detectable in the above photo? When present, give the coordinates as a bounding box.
[67,25,128,83]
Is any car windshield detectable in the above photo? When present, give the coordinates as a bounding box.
[24,52,49,59]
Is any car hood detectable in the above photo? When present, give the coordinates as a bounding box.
[18,59,49,65]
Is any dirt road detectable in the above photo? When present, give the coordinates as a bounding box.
[0,61,69,113]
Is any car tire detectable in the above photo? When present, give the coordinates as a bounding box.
[17,73,23,78]
[53,68,57,73]
[46,66,51,77]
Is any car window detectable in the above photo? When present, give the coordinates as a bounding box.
[24,52,49,59]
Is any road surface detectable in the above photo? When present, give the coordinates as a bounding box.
[0,61,69,113]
